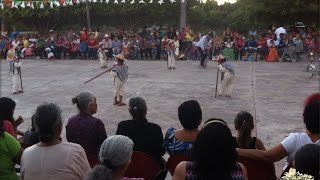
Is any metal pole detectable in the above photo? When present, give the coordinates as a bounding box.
[215,67,219,98]
[18,67,23,93]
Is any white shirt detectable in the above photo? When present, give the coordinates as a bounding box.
[196,35,208,50]
[21,142,91,180]
[275,27,286,40]
[281,132,320,169]
[11,41,20,48]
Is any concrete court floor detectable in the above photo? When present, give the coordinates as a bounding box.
[0,58,319,177]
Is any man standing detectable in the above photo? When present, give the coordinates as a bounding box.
[196,32,212,67]
[111,53,128,106]
[102,34,113,61]
[217,55,234,97]
[275,26,286,40]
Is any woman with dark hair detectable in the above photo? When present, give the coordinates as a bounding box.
[234,111,265,150]
[116,97,165,163]
[0,97,24,137]
[238,93,320,172]
[21,103,90,180]
[85,135,143,180]
[164,100,202,155]
[173,118,248,180]
[22,114,40,146]
[293,144,319,179]
[66,92,107,167]
[0,98,23,180]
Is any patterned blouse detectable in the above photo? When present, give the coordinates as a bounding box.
[185,161,244,180]
[164,127,193,155]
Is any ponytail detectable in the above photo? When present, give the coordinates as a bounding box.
[84,165,113,180]
[128,97,147,121]
[237,120,253,149]
[234,111,254,149]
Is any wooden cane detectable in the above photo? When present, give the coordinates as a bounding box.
[215,67,219,98]
[84,66,115,84]
[18,67,23,93]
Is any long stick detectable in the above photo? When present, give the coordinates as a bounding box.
[18,67,23,93]
[84,66,115,84]
[215,67,219,98]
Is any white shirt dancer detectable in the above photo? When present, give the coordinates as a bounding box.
[10,57,23,94]
[98,42,107,68]
[217,55,234,97]
[167,39,176,69]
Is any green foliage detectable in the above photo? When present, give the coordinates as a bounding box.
[1,0,319,33]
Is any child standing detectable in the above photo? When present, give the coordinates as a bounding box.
[234,111,265,150]
[110,53,128,106]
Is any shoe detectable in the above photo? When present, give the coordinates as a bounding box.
[13,92,19,94]
[225,95,231,98]
[172,67,176,70]
[117,95,126,106]
[113,97,119,105]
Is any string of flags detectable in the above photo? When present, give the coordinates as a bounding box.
[0,0,193,9]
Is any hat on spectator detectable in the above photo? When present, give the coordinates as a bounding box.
[104,34,109,38]
[99,135,134,168]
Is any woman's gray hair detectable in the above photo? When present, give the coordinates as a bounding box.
[99,135,134,170]
[34,102,62,143]
[72,92,95,112]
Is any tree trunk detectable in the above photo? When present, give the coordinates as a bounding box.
[179,0,187,31]
[86,0,91,29]
[0,12,6,32]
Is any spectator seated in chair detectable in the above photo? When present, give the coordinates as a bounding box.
[164,100,202,155]
[173,118,248,180]
[237,93,320,174]
[116,97,165,165]
[233,111,266,150]
[0,121,23,180]
[66,92,107,168]
[293,144,320,180]
[244,35,258,61]
[20,103,91,180]
[85,135,143,180]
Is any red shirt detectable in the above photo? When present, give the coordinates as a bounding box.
[87,40,97,48]
[3,120,14,136]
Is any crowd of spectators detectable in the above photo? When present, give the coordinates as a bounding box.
[0,92,319,180]
[1,25,319,62]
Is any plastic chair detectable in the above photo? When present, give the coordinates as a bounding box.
[124,151,166,180]
[86,152,99,168]
[166,153,190,175]
[238,156,277,180]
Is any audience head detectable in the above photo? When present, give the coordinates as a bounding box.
[234,111,254,148]
[0,97,16,136]
[304,93,319,107]
[192,118,237,179]
[34,103,62,143]
[294,144,320,180]
[178,100,202,130]
[303,94,319,134]
[86,135,134,180]
[72,92,97,114]
[128,97,147,121]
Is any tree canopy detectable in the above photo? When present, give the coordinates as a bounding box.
[0,0,318,33]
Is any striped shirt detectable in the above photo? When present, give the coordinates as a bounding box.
[164,127,193,155]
